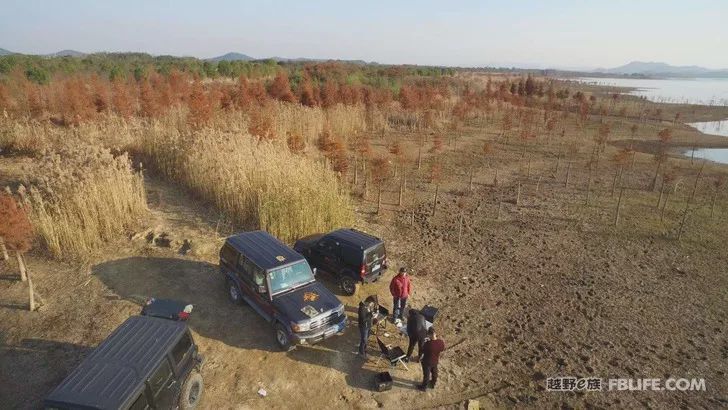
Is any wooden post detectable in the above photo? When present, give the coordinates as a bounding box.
[469,168,474,193]
[0,237,8,261]
[398,174,405,207]
[432,184,439,216]
[458,213,464,247]
[516,182,522,206]
[555,152,561,176]
[614,186,625,226]
[28,271,35,311]
[377,186,382,214]
[565,161,572,187]
[353,157,359,185]
[536,176,542,192]
[417,142,423,170]
[678,162,705,240]
[585,166,593,205]
[17,251,27,282]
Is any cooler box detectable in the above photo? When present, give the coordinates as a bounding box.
[374,372,393,392]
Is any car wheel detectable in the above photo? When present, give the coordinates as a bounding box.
[275,323,293,351]
[340,276,357,296]
[179,371,203,410]
[227,279,242,305]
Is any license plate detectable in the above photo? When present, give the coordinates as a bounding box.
[372,264,380,271]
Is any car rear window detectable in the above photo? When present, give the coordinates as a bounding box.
[365,243,386,265]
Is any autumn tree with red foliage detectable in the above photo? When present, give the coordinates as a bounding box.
[0,192,38,310]
[111,78,135,119]
[187,80,214,128]
[286,132,306,154]
[268,71,296,103]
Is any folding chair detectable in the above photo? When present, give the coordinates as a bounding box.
[375,337,409,371]
[372,305,389,336]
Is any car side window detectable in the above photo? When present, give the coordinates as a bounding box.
[253,266,266,287]
[148,359,173,396]
[128,391,149,410]
[221,245,238,266]
[341,245,362,266]
[318,239,338,256]
[171,332,192,366]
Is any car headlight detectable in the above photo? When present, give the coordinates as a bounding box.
[291,321,311,332]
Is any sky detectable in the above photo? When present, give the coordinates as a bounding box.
[1,0,727,70]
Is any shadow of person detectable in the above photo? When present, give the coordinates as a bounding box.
[0,337,92,409]
[92,256,277,353]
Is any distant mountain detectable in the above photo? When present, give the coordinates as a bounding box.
[597,61,728,77]
[46,49,86,57]
[208,52,254,62]
[0,47,15,56]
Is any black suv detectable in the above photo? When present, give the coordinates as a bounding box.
[219,230,348,350]
[294,228,387,295]
[44,304,204,410]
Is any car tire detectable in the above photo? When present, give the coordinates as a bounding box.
[179,371,203,410]
[275,322,293,351]
[227,279,243,305]
[340,276,358,296]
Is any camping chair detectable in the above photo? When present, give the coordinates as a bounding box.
[372,305,389,336]
[375,337,409,371]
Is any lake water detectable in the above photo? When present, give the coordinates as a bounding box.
[575,77,728,164]
[576,77,728,106]
[687,120,728,137]
[690,148,728,164]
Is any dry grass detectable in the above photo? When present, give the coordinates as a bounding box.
[19,145,146,259]
[134,123,353,243]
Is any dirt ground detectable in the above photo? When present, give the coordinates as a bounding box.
[2,104,728,409]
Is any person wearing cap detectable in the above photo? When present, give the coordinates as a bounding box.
[418,327,445,391]
[389,267,411,321]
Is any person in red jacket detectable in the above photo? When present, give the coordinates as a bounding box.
[389,267,411,321]
[418,327,445,391]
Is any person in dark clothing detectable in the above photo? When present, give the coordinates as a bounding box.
[405,309,427,362]
[419,327,445,390]
[357,299,374,358]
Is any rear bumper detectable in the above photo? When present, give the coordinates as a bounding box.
[292,317,348,345]
[362,269,384,284]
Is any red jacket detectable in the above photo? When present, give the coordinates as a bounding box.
[390,274,411,299]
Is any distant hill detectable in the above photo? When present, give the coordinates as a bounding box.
[596,61,728,77]
[46,50,86,58]
[208,52,254,62]
[0,47,15,56]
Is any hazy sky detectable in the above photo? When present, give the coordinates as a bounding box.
[1,0,727,69]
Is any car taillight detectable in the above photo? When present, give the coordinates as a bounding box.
[360,264,366,278]
[178,311,190,321]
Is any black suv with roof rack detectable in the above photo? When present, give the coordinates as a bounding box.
[219,230,348,350]
[44,301,204,410]
[294,228,387,295]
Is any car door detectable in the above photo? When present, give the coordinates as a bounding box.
[314,238,339,273]
[147,358,178,409]
[237,256,274,321]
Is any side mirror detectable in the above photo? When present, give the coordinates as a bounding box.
[312,268,317,276]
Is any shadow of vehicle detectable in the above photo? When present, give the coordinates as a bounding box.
[0,336,92,409]
[93,256,278,353]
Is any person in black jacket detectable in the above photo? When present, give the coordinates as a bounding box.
[405,309,427,362]
[357,299,374,358]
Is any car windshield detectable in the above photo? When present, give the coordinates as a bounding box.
[268,261,315,294]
